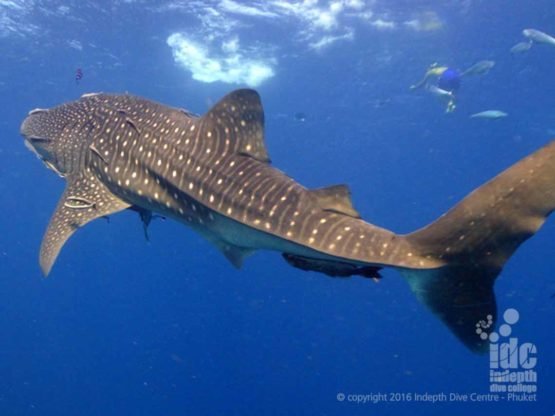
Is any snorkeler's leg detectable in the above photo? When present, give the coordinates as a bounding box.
[446,97,456,113]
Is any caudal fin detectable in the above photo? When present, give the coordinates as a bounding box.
[403,141,555,352]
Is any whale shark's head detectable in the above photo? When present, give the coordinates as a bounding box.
[20,108,61,172]
[20,97,96,177]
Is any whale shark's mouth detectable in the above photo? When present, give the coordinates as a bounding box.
[23,137,44,161]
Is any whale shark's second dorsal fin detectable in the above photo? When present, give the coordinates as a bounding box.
[310,184,361,218]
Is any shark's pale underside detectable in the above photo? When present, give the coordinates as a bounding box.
[20,90,555,352]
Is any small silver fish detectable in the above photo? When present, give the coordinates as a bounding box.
[462,60,495,76]
[470,110,508,119]
[523,28,555,47]
[510,41,533,53]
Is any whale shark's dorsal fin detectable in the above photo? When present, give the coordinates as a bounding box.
[310,184,361,218]
[201,89,270,163]
[40,173,130,275]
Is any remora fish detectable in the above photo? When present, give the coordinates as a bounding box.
[20,90,555,352]
[470,110,508,119]
[523,28,555,47]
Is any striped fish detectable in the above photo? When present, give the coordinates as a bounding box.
[20,89,555,352]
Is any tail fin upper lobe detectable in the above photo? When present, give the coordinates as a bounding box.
[403,141,555,352]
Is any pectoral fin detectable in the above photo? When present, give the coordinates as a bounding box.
[40,173,130,276]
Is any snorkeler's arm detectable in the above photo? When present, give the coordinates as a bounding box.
[410,73,431,90]
[410,65,446,90]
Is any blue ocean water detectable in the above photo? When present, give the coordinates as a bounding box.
[1,1,554,415]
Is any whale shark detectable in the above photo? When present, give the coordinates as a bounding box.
[20,89,555,352]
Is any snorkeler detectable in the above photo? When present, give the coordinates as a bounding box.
[410,60,494,113]
[410,63,461,112]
